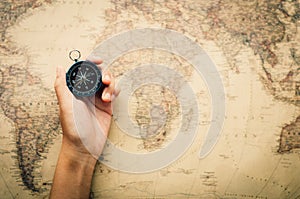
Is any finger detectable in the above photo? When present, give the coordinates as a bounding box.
[54,66,67,100]
[102,70,111,85]
[86,56,103,65]
[54,66,72,107]
[102,73,115,103]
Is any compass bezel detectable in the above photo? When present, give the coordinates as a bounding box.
[66,60,103,97]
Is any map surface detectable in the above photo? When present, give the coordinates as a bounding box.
[0,0,299,198]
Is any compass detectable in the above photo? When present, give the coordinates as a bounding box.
[66,50,105,97]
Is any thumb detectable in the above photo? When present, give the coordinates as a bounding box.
[54,66,72,104]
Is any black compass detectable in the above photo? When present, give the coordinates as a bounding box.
[66,50,105,97]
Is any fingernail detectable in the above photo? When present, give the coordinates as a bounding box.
[104,75,110,81]
[104,93,111,101]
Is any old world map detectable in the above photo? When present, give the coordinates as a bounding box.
[0,0,299,198]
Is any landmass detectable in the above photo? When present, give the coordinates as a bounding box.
[0,0,299,197]
[107,0,300,153]
[108,49,192,151]
[0,0,52,43]
[278,116,300,153]
[0,65,60,192]
[0,0,57,193]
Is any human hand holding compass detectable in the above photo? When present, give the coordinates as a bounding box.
[51,51,118,198]
[59,50,116,152]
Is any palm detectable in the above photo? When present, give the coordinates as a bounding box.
[68,95,112,158]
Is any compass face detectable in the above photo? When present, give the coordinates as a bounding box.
[66,61,103,97]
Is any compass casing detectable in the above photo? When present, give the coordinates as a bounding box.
[66,60,104,97]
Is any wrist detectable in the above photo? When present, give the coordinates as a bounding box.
[50,139,97,199]
[60,138,97,167]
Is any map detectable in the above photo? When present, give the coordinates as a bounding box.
[0,0,299,198]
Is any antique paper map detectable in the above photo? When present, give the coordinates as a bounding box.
[0,0,300,198]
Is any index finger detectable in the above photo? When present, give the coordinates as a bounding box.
[86,56,103,65]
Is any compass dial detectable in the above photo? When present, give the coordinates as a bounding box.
[66,61,103,97]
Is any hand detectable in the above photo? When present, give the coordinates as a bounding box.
[50,57,117,199]
[54,57,117,158]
